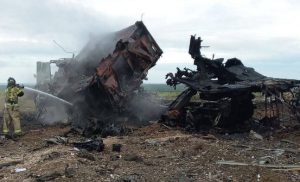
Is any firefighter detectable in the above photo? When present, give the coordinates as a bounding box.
[2,77,24,138]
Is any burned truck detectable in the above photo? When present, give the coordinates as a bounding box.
[163,36,300,130]
[35,21,164,135]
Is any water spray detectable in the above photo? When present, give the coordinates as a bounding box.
[24,87,73,106]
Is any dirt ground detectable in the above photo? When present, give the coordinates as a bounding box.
[0,101,300,181]
[0,122,299,181]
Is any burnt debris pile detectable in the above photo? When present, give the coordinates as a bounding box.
[35,21,165,136]
[162,35,300,130]
[35,22,300,135]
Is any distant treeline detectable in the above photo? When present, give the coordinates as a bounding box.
[0,84,185,92]
[142,84,186,92]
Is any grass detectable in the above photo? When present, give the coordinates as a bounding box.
[157,92,181,100]
[142,84,186,92]
[142,84,185,100]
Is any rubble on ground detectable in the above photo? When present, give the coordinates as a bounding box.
[0,119,299,181]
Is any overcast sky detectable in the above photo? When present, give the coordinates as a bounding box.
[0,0,300,84]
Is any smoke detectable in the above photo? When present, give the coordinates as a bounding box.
[0,0,127,84]
[75,32,117,76]
[67,22,167,131]
[126,92,168,126]
[31,21,166,133]
[24,87,72,125]
[38,104,69,125]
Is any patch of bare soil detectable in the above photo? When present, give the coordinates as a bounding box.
[0,112,300,181]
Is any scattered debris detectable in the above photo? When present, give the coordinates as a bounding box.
[72,138,104,152]
[41,151,61,161]
[0,122,300,181]
[15,168,26,173]
[115,174,142,182]
[280,139,300,147]
[70,147,80,152]
[45,136,68,145]
[77,149,96,161]
[124,154,143,162]
[216,160,300,169]
[35,171,62,182]
[249,130,263,140]
[232,144,290,156]
[202,134,218,140]
[145,138,162,146]
[258,156,274,165]
[0,160,23,169]
[110,154,122,161]
[112,144,122,152]
[0,135,5,140]
[145,135,189,146]
[64,164,76,178]
[161,124,172,130]
[272,168,300,171]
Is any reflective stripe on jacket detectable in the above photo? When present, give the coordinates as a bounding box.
[5,86,23,104]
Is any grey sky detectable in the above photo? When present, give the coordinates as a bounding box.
[0,0,300,83]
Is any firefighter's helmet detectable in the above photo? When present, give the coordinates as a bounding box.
[7,77,16,86]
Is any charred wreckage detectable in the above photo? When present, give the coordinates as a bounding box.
[163,36,300,130]
[36,21,164,136]
[35,21,300,135]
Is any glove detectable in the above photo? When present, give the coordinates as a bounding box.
[16,84,24,89]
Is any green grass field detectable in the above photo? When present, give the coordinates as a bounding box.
[142,84,186,92]
[142,84,185,100]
